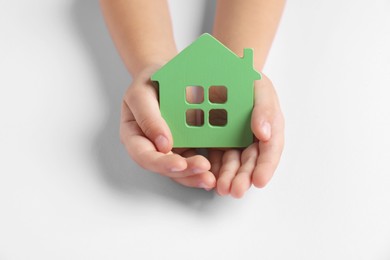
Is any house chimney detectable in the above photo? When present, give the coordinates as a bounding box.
[243,48,261,80]
[243,48,254,67]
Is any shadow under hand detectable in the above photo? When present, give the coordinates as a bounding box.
[70,0,219,208]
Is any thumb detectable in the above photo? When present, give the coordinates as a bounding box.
[252,106,272,142]
[251,76,279,142]
[126,85,173,153]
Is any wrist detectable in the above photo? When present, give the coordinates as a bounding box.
[130,52,177,78]
[131,62,167,82]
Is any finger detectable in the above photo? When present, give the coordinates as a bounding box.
[186,154,211,173]
[179,148,198,158]
[216,149,241,196]
[120,111,187,176]
[120,101,141,142]
[177,149,211,174]
[123,128,186,174]
[208,149,223,178]
[170,153,211,179]
[173,148,193,156]
[230,143,258,198]
[251,75,280,142]
[124,81,173,153]
[171,171,216,190]
[252,113,285,188]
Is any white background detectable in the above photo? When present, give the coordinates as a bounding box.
[1,0,390,259]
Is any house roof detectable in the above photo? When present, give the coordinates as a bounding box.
[151,33,261,82]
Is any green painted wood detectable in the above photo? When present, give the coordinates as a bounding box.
[151,33,261,148]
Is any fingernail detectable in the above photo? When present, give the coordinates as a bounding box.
[261,121,271,140]
[170,167,183,172]
[155,135,168,151]
[199,182,212,191]
[192,168,204,174]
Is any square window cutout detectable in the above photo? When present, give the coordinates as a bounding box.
[209,86,227,104]
[209,109,227,126]
[186,109,204,127]
[186,86,204,104]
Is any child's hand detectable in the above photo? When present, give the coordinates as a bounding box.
[120,66,283,196]
[120,66,217,190]
[101,0,285,197]
[208,74,284,198]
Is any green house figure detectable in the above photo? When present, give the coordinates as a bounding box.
[151,33,261,148]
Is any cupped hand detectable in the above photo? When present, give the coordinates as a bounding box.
[216,75,284,198]
[173,74,285,198]
[121,67,284,197]
[120,66,217,190]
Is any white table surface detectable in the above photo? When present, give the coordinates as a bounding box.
[1,0,389,259]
